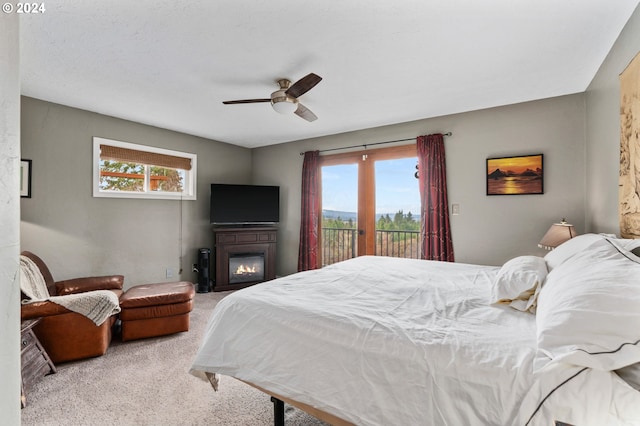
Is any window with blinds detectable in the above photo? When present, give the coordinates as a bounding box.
[93,137,197,200]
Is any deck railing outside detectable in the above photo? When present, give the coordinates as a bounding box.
[321,228,420,266]
[321,227,357,266]
[375,229,420,259]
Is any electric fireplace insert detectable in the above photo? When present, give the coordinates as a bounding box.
[229,253,265,284]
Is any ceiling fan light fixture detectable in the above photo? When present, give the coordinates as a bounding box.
[271,97,298,114]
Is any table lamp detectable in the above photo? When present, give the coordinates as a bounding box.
[538,218,576,250]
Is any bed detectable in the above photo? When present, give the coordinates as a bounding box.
[190,233,640,425]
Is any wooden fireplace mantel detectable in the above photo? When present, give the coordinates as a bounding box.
[213,226,277,292]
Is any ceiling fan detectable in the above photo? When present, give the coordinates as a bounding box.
[222,73,322,122]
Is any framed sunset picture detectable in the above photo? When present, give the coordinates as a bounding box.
[486,154,543,195]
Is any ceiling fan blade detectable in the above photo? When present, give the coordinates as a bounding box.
[294,103,318,122]
[285,73,322,99]
[222,99,271,104]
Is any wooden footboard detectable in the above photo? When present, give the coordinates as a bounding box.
[241,380,355,426]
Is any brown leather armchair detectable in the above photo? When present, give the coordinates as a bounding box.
[20,251,124,364]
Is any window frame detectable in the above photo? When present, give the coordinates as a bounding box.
[92,137,197,200]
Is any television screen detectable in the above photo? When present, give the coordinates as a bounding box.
[210,184,280,225]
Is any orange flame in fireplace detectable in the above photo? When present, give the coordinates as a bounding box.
[235,264,257,275]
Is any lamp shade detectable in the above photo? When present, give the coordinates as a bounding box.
[538,219,576,250]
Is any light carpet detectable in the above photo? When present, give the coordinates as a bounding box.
[21,290,328,426]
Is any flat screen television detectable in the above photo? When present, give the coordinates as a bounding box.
[210,183,280,225]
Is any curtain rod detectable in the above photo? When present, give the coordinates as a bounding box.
[299,132,452,156]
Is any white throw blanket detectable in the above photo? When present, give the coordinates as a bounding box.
[20,255,121,326]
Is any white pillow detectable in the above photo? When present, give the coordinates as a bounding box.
[535,237,640,371]
[543,233,603,270]
[614,237,640,252]
[490,255,547,313]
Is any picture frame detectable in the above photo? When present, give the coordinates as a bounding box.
[20,159,32,198]
[486,154,543,195]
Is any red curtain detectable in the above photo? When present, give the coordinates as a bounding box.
[298,151,320,271]
[417,134,455,262]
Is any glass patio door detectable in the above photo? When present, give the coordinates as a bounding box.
[321,162,359,266]
[374,157,421,258]
[319,144,419,266]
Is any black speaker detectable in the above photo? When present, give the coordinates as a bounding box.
[197,248,211,293]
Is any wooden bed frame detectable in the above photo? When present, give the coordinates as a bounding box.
[243,380,354,426]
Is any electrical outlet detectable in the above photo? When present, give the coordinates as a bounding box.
[452,203,460,215]
[166,267,174,278]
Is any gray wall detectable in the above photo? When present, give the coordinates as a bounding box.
[253,94,587,275]
[20,97,252,289]
[586,4,640,234]
[0,13,22,424]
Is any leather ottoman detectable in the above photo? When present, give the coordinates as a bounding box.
[119,281,195,342]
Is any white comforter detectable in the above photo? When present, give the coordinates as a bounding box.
[191,256,640,425]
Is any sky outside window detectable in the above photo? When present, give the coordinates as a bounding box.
[322,164,358,213]
[321,157,420,216]
[375,157,420,217]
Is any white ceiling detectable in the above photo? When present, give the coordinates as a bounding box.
[19,0,639,148]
